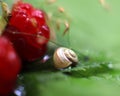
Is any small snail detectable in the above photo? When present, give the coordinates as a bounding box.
[53,47,78,69]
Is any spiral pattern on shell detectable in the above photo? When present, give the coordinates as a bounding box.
[53,47,78,69]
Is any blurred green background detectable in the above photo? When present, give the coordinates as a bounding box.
[2,0,120,96]
[58,0,120,61]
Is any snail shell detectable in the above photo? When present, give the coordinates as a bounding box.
[53,47,78,69]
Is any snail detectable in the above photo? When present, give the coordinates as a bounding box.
[53,47,78,69]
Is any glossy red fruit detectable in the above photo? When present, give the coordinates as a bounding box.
[2,0,50,61]
[0,36,21,95]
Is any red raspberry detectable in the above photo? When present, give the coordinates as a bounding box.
[0,36,21,95]
[2,1,50,61]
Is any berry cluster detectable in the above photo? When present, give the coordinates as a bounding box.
[0,0,50,95]
[3,0,50,61]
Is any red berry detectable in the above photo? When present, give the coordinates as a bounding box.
[2,1,50,61]
[0,36,21,95]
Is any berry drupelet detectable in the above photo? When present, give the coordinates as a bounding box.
[0,36,21,95]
